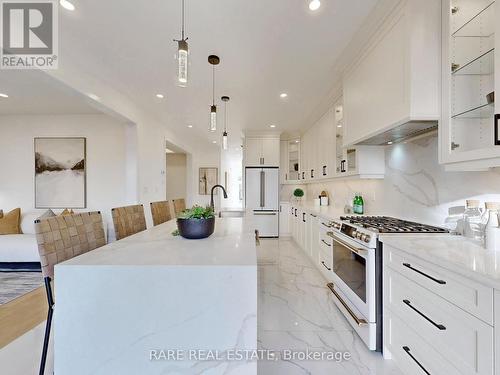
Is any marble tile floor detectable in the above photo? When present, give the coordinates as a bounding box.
[257,238,402,375]
[0,238,402,375]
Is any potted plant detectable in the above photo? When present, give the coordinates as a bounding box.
[293,188,304,202]
[175,205,216,239]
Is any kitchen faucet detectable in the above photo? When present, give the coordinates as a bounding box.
[210,184,228,211]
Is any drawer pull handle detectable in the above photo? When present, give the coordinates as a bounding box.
[402,263,446,285]
[321,261,332,271]
[403,299,446,331]
[402,346,431,375]
[321,239,331,247]
[327,282,367,326]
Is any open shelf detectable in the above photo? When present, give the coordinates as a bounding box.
[452,48,494,75]
[452,102,494,119]
[452,1,495,38]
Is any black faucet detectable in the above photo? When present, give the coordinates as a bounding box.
[210,184,228,211]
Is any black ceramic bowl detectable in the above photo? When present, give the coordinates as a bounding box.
[176,217,215,239]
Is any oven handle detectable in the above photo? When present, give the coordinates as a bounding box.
[327,232,368,256]
[327,282,368,326]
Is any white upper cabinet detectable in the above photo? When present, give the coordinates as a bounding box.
[343,0,441,146]
[244,137,280,167]
[280,139,300,183]
[441,0,500,169]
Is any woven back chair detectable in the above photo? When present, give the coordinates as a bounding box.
[34,211,106,375]
[172,198,186,216]
[111,204,146,240]
[150,200,172,226]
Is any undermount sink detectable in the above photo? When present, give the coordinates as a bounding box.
[218,210,245,218]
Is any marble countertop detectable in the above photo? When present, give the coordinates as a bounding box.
[381,234,500,289]
[58,217,257,267]
[282,201,345,221]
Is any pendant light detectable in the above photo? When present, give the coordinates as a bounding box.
[221,96,230,150]
[208,55,220,132]
[174,0,189,87]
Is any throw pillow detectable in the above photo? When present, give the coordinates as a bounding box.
[38,209,56,220]
[0,208,21,235]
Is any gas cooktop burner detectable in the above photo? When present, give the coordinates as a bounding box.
[339,216,448,234]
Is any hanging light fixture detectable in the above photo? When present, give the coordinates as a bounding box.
[221,96,230,150]
[208,55,220,132]
[174,0,189,87]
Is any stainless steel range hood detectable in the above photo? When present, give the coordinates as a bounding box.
[356,120,438,145]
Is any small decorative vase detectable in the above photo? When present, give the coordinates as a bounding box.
[176,217,215,239]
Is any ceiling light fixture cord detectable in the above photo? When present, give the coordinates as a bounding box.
[224,101,227,132]
[212,66,215,105]
[181,0,185,40]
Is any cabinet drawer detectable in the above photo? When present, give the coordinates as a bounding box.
[385,310,462,375]
[385,245,493,324]
[318,245,333,281]
[386,268,494,375]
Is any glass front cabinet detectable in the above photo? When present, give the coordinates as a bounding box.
[442,0,500,169]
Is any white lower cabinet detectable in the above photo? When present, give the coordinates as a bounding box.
[279,202,291,236]
[384,245,495,375]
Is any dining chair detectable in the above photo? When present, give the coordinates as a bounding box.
[172,198,186,216]
[34,211,106,375]
[150,200,172,226]
[111,204,147,240]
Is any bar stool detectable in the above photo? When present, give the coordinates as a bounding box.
[35,211,107,375]
[150,200,172,226]
[172,198,186,216]
[111,204,146,240]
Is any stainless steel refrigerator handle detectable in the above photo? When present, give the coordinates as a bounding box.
[254,212,277,215]
[260,170,265,208]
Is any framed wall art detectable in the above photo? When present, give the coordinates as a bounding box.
[34,137,87,208]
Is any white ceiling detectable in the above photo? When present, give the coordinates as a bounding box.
[0,70,102,115]
[2,0,379,145]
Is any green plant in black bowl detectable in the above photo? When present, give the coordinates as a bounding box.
[176,205,215,239]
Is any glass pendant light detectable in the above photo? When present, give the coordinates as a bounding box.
[221,96,230,150]
[174,0,189,87]
[208,55,220,132]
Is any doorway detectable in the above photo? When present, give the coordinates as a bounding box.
[165,142,187,201]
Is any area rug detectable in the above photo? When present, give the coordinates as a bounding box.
[0,272,43,305]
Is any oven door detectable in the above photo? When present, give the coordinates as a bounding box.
[329,233,376,323]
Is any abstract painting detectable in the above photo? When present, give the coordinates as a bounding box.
[34,137,86,208]
[199,167,218,195]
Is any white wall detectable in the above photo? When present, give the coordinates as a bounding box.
[0,114,132,240]
[302,136,500,226]
[166,153,187,200]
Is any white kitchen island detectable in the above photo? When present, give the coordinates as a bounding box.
[54,217,257,375]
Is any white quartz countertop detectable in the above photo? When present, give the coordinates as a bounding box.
[58,217,257,267]
[381,234,500,289]
[283,201,345,221]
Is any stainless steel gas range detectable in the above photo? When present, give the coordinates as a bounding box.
[324,216,448,352]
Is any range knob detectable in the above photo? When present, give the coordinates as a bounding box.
[360,234,367,242]
[351,230,357,237]
[334,223,341,229]
[356,232,363,240]
[363,235,371,243]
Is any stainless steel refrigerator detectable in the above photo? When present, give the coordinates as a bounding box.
[245,167,279,237]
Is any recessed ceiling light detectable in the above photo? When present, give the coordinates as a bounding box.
[0,93,8,98]
[59,0,75,11]
[309,0,321,11]
[280,93,288,98]
[187,125,193,128]
[295,140,300,143]
[212,140,217,144]
[87,93,100,101]
[337,124,342,128]
[270,124,276,128]
[156,93,164,99]
[387,141,393,145]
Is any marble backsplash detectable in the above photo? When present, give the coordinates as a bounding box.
[281,135,500,226]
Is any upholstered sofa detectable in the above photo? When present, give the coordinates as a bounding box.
[0,211,40,264]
